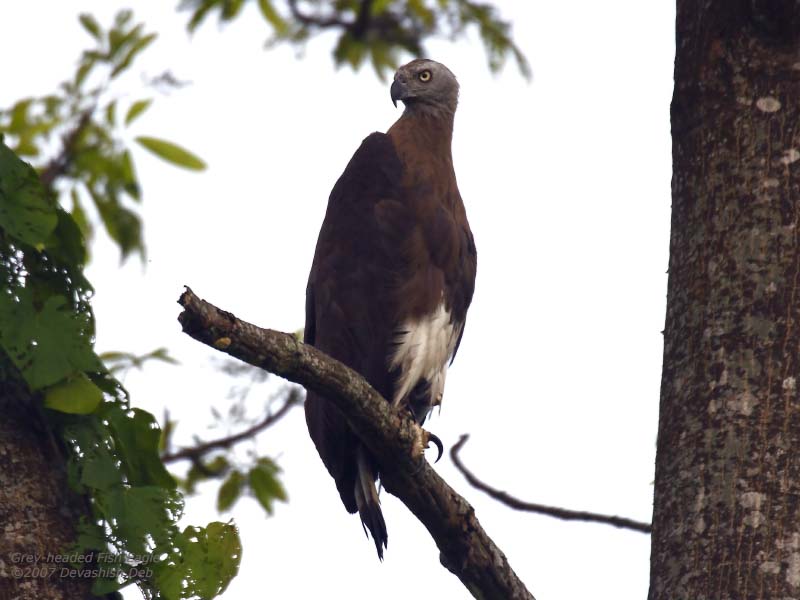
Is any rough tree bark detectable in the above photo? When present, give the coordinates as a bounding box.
[0,358,94,599]
[650,2,800,598]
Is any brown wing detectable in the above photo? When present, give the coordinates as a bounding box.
[304,132,404,515]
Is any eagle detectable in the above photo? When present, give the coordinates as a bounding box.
[304,58,477,559]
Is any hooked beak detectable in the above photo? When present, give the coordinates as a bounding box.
[390,79,409,108]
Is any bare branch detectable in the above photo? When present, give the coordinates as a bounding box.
[286,0,350,29]
[451,434,652,534]
[161,388,302,464]
[177,287,535,600]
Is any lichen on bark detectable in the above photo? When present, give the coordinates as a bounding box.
[650,3,800,598]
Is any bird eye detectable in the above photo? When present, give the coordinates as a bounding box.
[418,70,432,82]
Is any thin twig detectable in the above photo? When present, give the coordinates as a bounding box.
[450,434,652,534]
[39,109,93,189]
[161,388,301,464]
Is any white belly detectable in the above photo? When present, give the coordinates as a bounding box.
[389,302,461,409]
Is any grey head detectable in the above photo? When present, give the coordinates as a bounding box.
[390,59,459,116]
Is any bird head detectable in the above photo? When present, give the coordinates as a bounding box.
[390,59,459,115]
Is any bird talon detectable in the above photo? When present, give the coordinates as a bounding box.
[416,429,443,464]
[427,431,444,463]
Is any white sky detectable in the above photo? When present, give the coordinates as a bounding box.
[1,2,674,598]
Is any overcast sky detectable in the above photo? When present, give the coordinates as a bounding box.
[1,2,675,598]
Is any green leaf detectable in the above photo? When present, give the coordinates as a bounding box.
[98,485,184,555]
[217,471,244,512]
[74,517,109,551]
[7,98,32,134]
[0,140,58,245]
[105,100,116,126]
[155,522,241,600]
[147,347,179,365]
[370,41,397,81]
[74,55,96,88]
[42,95,62,117]
[79,13,102,39]
[69,188,92,241]
[333,34,368,69]
[46,208,88,267]
[408,0,435,26]
[81,444,124,491]
[90,188,144,260]
[111,33,157,78]
[63,416,117,493]
[63,416,124,493]
[248,458,287,515]
[221,0,245,20]
[257,0,289,35]
[120,150,141,201]
[124,99,152,126]
[109,23,143,61]
[103,404,176,489]
[91,574,125,595]
[135,136,206,171]
[206,456,229,476]
[186,0,219,32]
[371,0,393,15]
[13,136,39,157]
[115,9,133,28]
[90,371,128,404]
[43,373,103,414]
[159,415,175,454]
[0,290,103,389]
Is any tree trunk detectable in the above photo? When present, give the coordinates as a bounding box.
[0,358,94,599]
[650,2,800,598]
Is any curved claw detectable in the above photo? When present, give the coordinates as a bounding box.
[427,431,444,463]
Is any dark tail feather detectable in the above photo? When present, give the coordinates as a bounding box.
[354,446,387,559]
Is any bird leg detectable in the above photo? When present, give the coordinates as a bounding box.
[409,421,444,465]
[400,385,444,465]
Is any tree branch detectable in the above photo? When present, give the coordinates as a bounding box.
[39,109,93,189]
[161,387,301,464]
[177,287,535,600]
[351,0,374,38]
[286,0,350,29]
[451,434,652,534]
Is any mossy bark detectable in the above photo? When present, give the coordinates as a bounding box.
[650,2,800,598]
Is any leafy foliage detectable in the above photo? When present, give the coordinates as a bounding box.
[212,458,288,514]
[162,384,293,518]
[248,457,288,515]
[179,0,530,79]
[0,11,205,263]
[0,138,240,598]
[0,141,57,244]
[156,523,241,599]
[0,288,103,389]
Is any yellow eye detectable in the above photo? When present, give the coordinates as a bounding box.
[418,70,432,82]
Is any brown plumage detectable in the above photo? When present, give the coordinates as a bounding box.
[304,59,476,559]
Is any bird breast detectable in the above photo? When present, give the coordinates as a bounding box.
[389,302,461,410]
